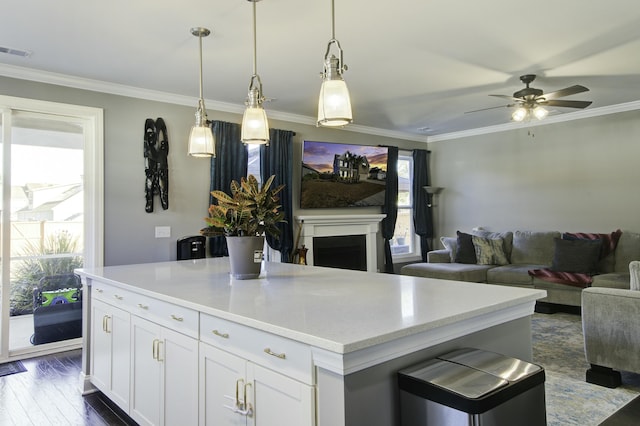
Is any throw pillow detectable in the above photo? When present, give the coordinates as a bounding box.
[473,230,514,262]
[472,235,510,266]
[440,236,457,262]
[455,231,477,264]
[551,238,602,274]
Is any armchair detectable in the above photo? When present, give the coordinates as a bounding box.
[582,261,640,388]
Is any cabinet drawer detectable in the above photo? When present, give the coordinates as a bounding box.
[200,313,313,385]
[129,293,199,338]
[91,282,137,311]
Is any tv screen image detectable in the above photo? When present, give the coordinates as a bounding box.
[300,140,389,208]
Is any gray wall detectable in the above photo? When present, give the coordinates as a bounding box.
[428,109,640,245]
[0,76,425,267]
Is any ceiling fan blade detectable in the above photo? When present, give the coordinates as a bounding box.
[489,94,522,102]
[540,85,589,100]
[465,104,514,114]
[543,99,593,109]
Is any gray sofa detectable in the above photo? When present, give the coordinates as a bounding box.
[400,230,640,311]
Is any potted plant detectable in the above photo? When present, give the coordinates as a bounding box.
[201,174,285,279]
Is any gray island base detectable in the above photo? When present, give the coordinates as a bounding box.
[76,258,546,426]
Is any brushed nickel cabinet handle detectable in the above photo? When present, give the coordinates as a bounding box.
[212,330,229,338]
[170,314,184,322]
[263,348,286,359]
[95,288,104,293]
[137,303,149,310]
[113,294,123,300]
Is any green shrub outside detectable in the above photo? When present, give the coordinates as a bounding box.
[10,230,83,316]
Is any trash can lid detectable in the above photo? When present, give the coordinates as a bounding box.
[438,348,542,382]
[398,358,508,399]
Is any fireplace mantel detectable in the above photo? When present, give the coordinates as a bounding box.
[295,214,386,272]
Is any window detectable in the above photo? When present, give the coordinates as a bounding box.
[391,152,420,261]
[247,144,261,184]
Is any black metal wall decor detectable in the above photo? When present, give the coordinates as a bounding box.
[144,118,169,212]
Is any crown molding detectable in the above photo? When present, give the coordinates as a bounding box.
[3,63,634,145]
[0,64,427,143]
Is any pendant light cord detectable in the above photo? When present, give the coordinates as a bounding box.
[331,0,335,39]
[198,33,204,101]
[252,1,258,76]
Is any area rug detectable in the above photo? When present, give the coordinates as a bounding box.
[0,360,27,377]
[531,312,640,425]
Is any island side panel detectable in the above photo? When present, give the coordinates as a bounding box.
[317,316,532,426]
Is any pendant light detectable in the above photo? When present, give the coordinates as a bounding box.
[188,27,215,157]
[317,0,352,127]
[241,0,270,145]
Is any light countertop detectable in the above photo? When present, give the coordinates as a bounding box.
[77,259,546,355]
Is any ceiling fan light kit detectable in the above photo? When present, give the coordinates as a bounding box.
[488,74,592,124]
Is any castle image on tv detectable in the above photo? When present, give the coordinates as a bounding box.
[300,141,389,209]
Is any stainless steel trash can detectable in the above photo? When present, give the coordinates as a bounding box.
[398,348,546,426]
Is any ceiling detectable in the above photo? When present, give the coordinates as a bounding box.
[2,0,640,141]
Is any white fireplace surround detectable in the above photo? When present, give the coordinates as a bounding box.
[296,214,386,272]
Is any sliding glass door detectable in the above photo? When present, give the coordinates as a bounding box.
[0,97,103,361]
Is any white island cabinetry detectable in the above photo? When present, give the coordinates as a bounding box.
[130,315,199,426]
[199,313,315,426]
[77,259,546,426]
[90,297,130,411]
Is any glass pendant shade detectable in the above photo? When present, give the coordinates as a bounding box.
[188,123,215,157]
[317,0,352,127]
[318,77,352,127]
[188,27,215,157]
[241,104,269,145]
[241,1,270,145]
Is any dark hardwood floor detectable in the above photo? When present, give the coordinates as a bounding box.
[0,349,136,425]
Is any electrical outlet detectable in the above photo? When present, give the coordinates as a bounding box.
[155,226,171,238]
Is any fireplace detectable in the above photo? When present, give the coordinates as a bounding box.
[313,234,367,271]
[295,214,385,273]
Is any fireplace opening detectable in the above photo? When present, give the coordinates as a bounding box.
[313,234,367,271]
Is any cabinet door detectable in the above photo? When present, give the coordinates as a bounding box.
[200,343,248,426]
[163,327,199,426]
[248,363,316,426]
[91,299,130,411]
[130,316,162,426]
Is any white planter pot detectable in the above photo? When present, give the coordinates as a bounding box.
[226,235,264,279]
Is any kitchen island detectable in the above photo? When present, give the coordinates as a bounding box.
[77,258,546,426]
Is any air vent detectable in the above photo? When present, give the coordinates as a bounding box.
[0,46,31,57]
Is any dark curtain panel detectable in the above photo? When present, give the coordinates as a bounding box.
[381,146,399,273]
[260,129,295,262]
[412,149,433,261]
[208,121,248,257]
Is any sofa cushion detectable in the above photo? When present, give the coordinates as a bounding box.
[487,264,544,286]
[631,261,640,291]
[592,273,631,290]
[455,231,477,264]
[510,231,559,266]
[440,237,457,262]
[551,238,602,274]
[473,231,513,260]
[400,263,493,283]
[614,231,640,273]
[472,236,509,266]
[562,229,622,273]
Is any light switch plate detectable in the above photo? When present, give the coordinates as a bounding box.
[155,226,171,238]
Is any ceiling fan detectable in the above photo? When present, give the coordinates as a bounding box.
[469,74,593,121]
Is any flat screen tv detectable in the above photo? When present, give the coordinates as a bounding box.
[300,140,389,208]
